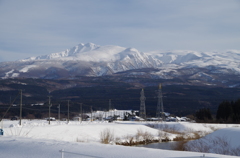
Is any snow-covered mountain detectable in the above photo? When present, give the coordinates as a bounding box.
[1,43,240,87]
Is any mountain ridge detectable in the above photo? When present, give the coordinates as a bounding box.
[1,43,240,88]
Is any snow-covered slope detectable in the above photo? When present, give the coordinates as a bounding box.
[0,43,240,87]
[22,43,126,62]
[185,127,240,156]
[2,136,237,158]
[1,120,240,158]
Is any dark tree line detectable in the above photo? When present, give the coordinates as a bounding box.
[195,108,213,122]
[216,99,240,123]
[195,99,240,123]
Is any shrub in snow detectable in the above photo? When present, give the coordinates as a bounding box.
[100,128,115,144]
[185,136,240,156]
[136,129,154,144]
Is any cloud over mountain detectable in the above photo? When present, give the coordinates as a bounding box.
[1,43,240,87]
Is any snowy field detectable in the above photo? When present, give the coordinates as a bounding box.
[1,119,240,158]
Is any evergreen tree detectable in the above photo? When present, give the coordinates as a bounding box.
[195,108,212,122]
[216,99,240,123]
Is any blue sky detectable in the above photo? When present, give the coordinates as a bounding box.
[0,0,240,62]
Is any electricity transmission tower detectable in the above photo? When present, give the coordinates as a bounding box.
[139,89,146,120]
[156,83,165,121]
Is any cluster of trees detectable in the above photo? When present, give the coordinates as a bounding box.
[216,99,240,123]
[195,108,213,122]
[195,99,240,123]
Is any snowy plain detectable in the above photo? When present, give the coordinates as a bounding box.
[1,120,240,158]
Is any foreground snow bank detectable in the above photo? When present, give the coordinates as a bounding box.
[1,136,238,158]
[2,120,240,157]
[185,127,240,156]
[3,120,240,143]
[3,120,161,143]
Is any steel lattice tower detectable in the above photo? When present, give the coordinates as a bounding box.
[139,89,146,119]
[156,83,165,121]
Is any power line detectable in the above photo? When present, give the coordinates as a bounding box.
[0,91,20,122]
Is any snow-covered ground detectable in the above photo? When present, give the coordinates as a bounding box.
[185,127,240,156]
[1,120,240,158]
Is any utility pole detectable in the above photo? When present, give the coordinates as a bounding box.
[109,99,111,116]
[67,100,70,124]
[48,96,52,125]
[90,106,92,122]
[58,104,61,121]
[104,109,106,121]
[80,103,82,123]
[19,90,22,126]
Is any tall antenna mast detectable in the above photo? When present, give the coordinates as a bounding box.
[156,83,165,121]
[139,89,146,120]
